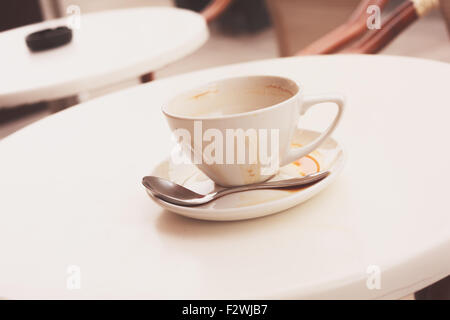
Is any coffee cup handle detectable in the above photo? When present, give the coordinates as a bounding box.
[281,94,345,166]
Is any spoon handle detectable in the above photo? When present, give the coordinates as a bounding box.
[216,171,330,198]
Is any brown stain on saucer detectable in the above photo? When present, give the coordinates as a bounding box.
[287,153,321,193]
[293,155,321,172]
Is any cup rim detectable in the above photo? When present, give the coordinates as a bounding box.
[162,75,300,121]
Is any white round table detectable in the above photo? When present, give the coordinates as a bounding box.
[0,55,449,299]
[0,7,208,108]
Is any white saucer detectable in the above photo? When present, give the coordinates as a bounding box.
[146,129,345,221]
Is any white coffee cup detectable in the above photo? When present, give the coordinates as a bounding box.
[163,75,344,187]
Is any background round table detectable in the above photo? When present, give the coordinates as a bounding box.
[0,7,208,108]
[0,55,449,299]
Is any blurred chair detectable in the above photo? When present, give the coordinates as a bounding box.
[301,0,442,54]
[298,0,392,54]
[266,0,363,56]
[267,0,449,58]
[441,0,450,30]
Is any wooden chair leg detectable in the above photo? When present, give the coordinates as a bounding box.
[47,95,79,113]
[140,72,154,83]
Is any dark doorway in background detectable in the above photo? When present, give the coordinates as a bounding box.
[0,0,43,32]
